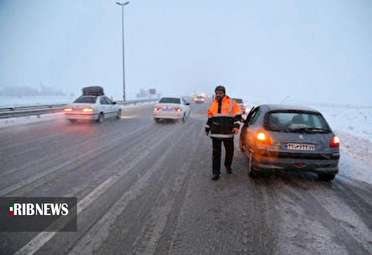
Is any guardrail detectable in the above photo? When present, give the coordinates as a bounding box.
[0,98,159,119]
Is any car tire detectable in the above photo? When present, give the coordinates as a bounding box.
[247,152,258,178]
[318,173,336,182]
[182,114,186,123]
[154,118,161,123]
[96,113,104,123]
[116,110,122,119]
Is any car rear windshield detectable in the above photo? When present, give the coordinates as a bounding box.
[73,96,97,104]
[233,98,243,104]
[159,97,181,104]
[265,111,331,133]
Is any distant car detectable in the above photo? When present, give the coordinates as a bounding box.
[153,97,191,123]
[64,95,122,123]
[232,98,247,115]
[240,104,340,181]
[193,96,205,104]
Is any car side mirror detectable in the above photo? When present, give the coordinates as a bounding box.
[112,101,117,105]
[185,102,190,106]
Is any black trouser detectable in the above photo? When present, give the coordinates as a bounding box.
[212,137,234,176]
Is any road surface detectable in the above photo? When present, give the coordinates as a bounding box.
[0,104,372,255]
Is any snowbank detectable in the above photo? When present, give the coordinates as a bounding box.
[314,105,372,184]
[0,102,156,129]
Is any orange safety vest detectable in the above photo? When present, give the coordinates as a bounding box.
[206,96,242,138]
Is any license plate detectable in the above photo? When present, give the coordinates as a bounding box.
[163,107,173,111]
[286,143,315,151]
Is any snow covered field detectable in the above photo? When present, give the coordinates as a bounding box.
[314,104,372,184]
[0,101,156,129]
[0,96,75,108]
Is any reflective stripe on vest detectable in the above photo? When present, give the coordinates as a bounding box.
[210,133,234,138]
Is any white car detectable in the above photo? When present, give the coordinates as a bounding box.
[64,95,122,123]
[153,97,191,123]
[193,96,205,104]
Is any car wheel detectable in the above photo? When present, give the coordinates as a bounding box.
[318,173,336,182]
[182,114,186,123]
[96,113,104,123]
[154,118,160,123]
[247,152,258,178]
[116,110,122,119]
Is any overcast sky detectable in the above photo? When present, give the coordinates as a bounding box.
[0,0,371,104]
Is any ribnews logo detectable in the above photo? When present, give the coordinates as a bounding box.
[8,202,69,216]
[0,197,77,232]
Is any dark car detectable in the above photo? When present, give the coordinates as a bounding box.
[240,104,340,181]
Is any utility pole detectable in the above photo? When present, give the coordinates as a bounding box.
[116,1,130,102]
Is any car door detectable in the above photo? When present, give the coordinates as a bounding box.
[99,97,110,117]
[241,107,261,151]
[103,96,115,117]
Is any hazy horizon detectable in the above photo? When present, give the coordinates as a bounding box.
[1,0,371,104]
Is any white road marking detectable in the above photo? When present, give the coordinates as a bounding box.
[14,122,177,255]
[69,125,196,255]
[120,115,137,119]
[14,176,116,255]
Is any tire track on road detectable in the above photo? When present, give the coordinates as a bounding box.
[13,120,188,255]
[0,118,148,179]
[66,120,198,255]
[0,122,154,197]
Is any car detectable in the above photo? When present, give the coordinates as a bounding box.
[193,95,205,104]
[64,87,122,123]
[153,97,191,123]
[232,98,249,117]
[232,98,246,112]
[239,104,340,181]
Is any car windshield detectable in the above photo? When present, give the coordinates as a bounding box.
[159,97,181,104]
[73,96,97,104]
[233,98,243,104]
[265,111,331,133]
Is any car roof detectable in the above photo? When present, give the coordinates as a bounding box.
[259,104,320,113]
[160,96,182,99]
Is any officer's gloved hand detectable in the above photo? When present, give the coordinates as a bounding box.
[205,127,210,136]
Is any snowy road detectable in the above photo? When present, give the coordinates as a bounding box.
[0,104,372,255]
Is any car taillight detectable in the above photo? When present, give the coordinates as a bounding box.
[82,108,93,112]
[256,131,273,145]
[64,108,72,112]
[329,136,340,148]
[175,107,182,112]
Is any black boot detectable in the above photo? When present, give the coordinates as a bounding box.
[226,167,232,174]
[211,174,220,181]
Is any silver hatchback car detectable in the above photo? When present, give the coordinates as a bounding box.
[240,104,340,181]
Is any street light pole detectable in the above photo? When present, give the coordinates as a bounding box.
[116,1,130,102]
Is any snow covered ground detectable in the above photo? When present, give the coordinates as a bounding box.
[314,104,372,184]
[0,101,156,129]
[1,101,371,185]
[0,96,75,108]
[316,104,372,141]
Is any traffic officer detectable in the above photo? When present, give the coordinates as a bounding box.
[205,85,242,180]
